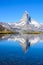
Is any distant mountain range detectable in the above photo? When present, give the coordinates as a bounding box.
[0,11,43,33]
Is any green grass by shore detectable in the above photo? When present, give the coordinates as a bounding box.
[0,31,43,34]
[0,31,19,34]
[23,31,43,34]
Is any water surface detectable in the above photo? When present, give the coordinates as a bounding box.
[0,34,43,65]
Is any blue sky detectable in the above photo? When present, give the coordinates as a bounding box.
[0,0,43,23]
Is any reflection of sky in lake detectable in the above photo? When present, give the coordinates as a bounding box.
[0,34,43,65]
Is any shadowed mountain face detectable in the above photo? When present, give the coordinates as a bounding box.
[0,25,6,31]
[0,34,43,52]
[0,24,11,32]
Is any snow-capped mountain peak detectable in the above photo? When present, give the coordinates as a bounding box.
[9,11,40,28]
[20,11,31,24]
[19,11,40,28]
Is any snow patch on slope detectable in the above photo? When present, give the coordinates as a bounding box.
[31,19,40,28]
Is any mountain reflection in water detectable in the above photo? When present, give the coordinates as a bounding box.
[0,34,43,52]
[0,34,43,65]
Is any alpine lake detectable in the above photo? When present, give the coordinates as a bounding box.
[0,33,43,65]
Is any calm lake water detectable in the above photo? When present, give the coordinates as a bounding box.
[0,34,43,65]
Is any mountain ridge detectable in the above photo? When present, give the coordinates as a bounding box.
[0,11,43,33]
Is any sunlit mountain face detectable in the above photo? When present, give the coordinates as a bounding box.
[0,11,43,33]
[0,34,43,52]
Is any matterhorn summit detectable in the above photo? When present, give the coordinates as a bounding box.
[20,11,31,24]
[18,11,40,28]
[14,11,31,26]
[8,11,40,27]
